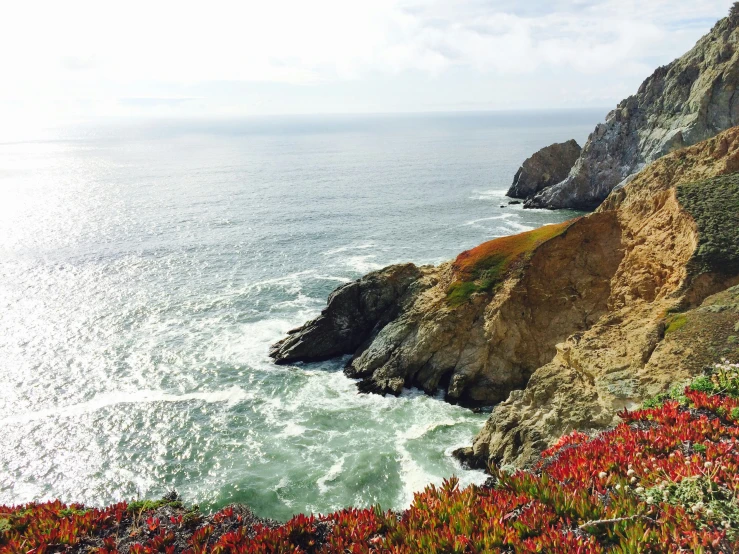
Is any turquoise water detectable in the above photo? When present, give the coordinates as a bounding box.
[0,111,602,520]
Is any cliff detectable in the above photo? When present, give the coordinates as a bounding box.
[524,9,739,210]
[272,126,739,468]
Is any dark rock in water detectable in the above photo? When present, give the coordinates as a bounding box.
[269,263,425,364]
[357,376,404,396]
[507,139,581,200]
[508,200,522,205]
[525,11,739,210]
[452,446,487,470]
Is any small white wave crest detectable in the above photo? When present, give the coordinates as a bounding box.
[2,386,252,425]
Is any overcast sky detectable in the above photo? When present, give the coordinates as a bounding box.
[1,0,735,124]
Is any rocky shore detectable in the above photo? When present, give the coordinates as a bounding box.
[272,126,739,471]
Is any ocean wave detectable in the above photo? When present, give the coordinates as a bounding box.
[461,214,516,226]
[469,188,508,201]
[342,255,383,274]
[322,243,376,256]
[1,386,252,425]
[316,454,346,493]
[503,221,535,233]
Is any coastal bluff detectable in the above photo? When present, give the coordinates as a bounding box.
[523,7,739,210]
[272,127,739,469]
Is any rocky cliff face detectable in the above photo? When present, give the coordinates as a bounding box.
[524,11,739,210]
[507,140,581,200]
[272,127,739,469]
[462,127,739,469]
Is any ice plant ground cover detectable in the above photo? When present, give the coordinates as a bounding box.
[2,361,739,553]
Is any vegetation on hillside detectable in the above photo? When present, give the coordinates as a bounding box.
[3,361,739,553]
[447,219,577,306]
[677,173,739,276]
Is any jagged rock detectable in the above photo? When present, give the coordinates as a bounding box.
[524,11,739,210]
[273,213,623,407]
[341,215,622,407]
[269,263,427,364]
[507,140,581,199]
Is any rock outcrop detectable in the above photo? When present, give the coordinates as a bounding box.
[272,127,739,469]
[270,263,427,365]
[524,9,739,210]
[507,140,581,200]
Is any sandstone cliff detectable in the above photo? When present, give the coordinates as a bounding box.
[507,139,581,200]
[524,9,739,210]
[463,128,739,469]
[272,127,739,469]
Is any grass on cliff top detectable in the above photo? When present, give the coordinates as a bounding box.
[447,219,577,307]
[677,172,739,276]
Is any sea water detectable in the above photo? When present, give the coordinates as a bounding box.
[0,110,603,520]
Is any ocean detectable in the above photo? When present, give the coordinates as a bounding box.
[0,110,604,520]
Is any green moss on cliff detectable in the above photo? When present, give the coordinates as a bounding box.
[447,219,577,307]
[677,173,739,276]
[665,313,688,334]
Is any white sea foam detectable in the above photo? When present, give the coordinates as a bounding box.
[323,243,376,256]
[317,455,346,493]
[395,439,435,508]
[2,386,252,425]
[280,421,307,437]
[462,214,515,226]
[343,255,383,274]
[503,221,535,233]
[469,188,508,201]
[398,419,458,441]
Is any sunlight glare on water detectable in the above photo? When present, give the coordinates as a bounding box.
[0,112,601,520]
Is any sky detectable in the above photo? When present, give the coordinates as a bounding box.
[0,0,735,124]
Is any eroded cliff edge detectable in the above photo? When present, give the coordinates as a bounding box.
[272,127,739,469]
[524,8,739,210]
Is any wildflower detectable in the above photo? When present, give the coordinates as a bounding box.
[598,471,607,479]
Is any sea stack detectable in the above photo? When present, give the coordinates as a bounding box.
[507,139,581,200]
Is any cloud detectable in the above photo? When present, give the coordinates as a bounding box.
[0,0,733,117]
